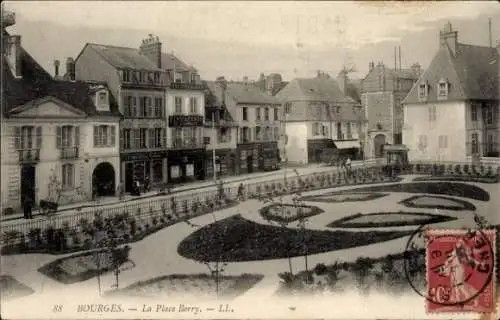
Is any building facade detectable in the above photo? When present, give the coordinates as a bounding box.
[276,72,367,165]
[361,61,421,158]
[74,36,169,192]
[403,22,499,163]
[1,19,121,212]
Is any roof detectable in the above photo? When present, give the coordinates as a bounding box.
[345,78,362,103]
[86,43,161,71]
[404,43,498,104]
[204,81,236,122]
[226,82,280,105]
[161,52,193,72]
[277,77,358,104]
[2,42,120,117]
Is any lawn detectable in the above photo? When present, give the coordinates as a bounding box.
[399,195,476,211]
[260,203,324,223]
[301,192,389,203]
[107,273,263,300]
[0,275,35,301]
[327,212,457,228]
[177,215,413,262]
[331,182,490,201]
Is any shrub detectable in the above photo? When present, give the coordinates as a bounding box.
[463,164,469,174]
[183,200,189,215]
[454,164,461,175]
[129,218,137,236]
[2,207,14,216]
[314,263,327,275]
[152,217,158,226]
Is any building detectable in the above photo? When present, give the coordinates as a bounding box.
[74,36,169,192]
[403,22,499,162]
[276,72,367,165]
[361,60,421,158]
[160,45,206,183]
[254,73,289,96]
[212,77,282,173]
[1,15,121,212]
[204,81,239,178]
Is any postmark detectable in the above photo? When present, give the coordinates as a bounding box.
[424,228,496,313]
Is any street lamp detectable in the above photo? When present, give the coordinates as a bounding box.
[84,154,93,202]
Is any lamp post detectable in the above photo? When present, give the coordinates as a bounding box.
[84,154,92,202]
[212,111,217,184]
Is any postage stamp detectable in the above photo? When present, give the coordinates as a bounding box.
[424,228,496,314]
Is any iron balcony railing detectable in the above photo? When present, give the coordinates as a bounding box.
[18,149,40,163]
[171,139,205,150]
[59,147,79,160]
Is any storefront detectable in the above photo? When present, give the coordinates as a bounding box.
[333,140,362,160]
[167,149,205,184]
[237,141,279,174]
[121,151,168,193]
[205,149,238,179]
[307,139,335,164]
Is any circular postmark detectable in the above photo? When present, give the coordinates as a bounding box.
[403,224,495,308]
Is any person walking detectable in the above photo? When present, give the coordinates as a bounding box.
[23,195,33,219]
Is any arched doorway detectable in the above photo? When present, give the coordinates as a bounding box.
[374,134,386,157]
[92,162,116,197]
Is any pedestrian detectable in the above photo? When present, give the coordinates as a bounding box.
[346,157,352,176]
[135,180,141,196]
[23,195,33,219]
[237,183,245,201]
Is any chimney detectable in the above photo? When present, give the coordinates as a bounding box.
[440,21,458,55]
[369,61,374,71]
[54,60,60,77]
[139,34,162,69]
[65,57,75,81]
[5,35,22,78]
[411,63,422,76]
[337,70,348,95]
[215,76,227,106]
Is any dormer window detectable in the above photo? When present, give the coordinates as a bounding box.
[418,82,429,99]
[438,79,449,99]
[175,72,183,83]
[95,90,110,111]
[190,73,198,84]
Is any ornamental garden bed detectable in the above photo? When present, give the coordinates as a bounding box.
[2,198,239,256]
[0,275,35,301]
[260,204,324,223]
[412,175,499,184]
[332,182,490,201]
[107,273,263,300]
[300,192,389,203]
[37,245,134,284]
[399,195,476,211]
[327,212,457,229]
[177,215,413,262]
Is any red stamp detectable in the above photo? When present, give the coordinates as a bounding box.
[425,229,496,313]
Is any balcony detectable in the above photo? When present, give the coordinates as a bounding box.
[204,119,238,127]
[171,139,205,150]
[18,149,40,164]
[2,11,15,28]
[169,81,205,90]
[168,115,204,127]
[60,147,79,160]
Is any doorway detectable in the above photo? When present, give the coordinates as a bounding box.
[20,165,36,206]
[92,162,116,196]
[374,134,387,157]
[125,163,134,192]
[247,155,253,173]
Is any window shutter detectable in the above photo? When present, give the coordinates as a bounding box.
[130,129,135,149]
[148,129,154,148]
[74,126,80,146]
[56,126,62,148]
[135,129,141,149]
[14,127,21,150]
[110,126,116,146]
[120,129,124,149]
[36,127,42,148]
[161,128,166,148]
[93,126,98,147]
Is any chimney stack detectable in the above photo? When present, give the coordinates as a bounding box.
[215,76,227,105]
[65,57,75,81]
[5,35,22,78]
[54,60,60,77]
[440,21,458,55]
[337,69,348,95]
[369,61,374,71]
[139,34,162,69]
[411,63,422,76]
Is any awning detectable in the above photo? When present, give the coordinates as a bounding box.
[334,140,360,149]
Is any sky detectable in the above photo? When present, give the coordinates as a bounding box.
[3,1,500,81]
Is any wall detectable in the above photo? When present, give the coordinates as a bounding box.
[166,89,205,116]
[403,101,466,162]
[204,126,238,150]
[362,91,394,134]
[284,122,308,165]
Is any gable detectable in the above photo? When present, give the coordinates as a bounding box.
[9,96,87,118]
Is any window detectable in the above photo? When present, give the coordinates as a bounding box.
[471,132,479,154]
[438,135,448,149]
[274,108,279,121]
[256,108,261,121]
[60,126,74,147]
[148,128,164,148]
[139,128,147,148]
[336,122,342,139]
[418,135,428,149]
[175,72,183,83]
[217,128,231,143]
[273,127,279,140]
[428,105,437,122]
[124,96,133,117]
[152,160,163,182]
[284,103,291,114]
[346,122,352,139]
[487,133,495,153]
[17,126,33,149]
[321,125,328,136]
[175,97,182,114]
[122,129,132,149]
[241,127,250,142]
[154,97,163,117]
[264,127,271,140]
[471,103,478,121]
[139,97,147,117]
[418,83,428,99]
[313,123,320,136]
[486,104,493,124]
[438,80,448,98]
[190,73,197,84]
[62,164,74,189]
[242,107,248,121]
[121,70,130,82]
[93,125,116,147]
[98,91,108,106]
[189,97,197,114]
[264,107,269,121]
[336,106,341,114]
[255,126,261,140]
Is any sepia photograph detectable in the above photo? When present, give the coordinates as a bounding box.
[0,1,499,319]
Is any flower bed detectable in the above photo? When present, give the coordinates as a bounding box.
[0,275,35,301]
[300,192,389,203]
[177,215,413,262]
[37,246,134,284]
[260,204,324,223]
[327,212,457,228]
[412,175,499,184]
[408,163,499,181]
[399,195,476,211]
[333,182,490,201]
[107,273,263,300]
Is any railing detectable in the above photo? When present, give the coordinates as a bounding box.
[18,149,40,163]
[171,139,205,150]
[169,82,205,90]
[204,120,238,127]
[59,147,79,160]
